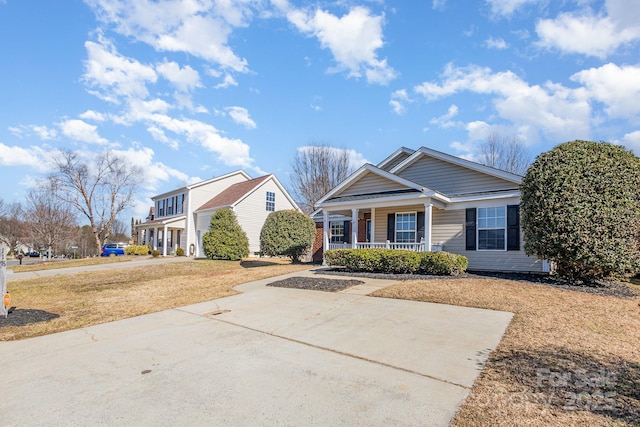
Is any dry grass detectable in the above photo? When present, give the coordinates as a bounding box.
[9,256,134,273]
[372,278,640,426]
[1,259,311,341]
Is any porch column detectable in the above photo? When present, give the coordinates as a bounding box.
[322,210,330,265]
[351,208,358,249]
[162,224,168,256]
[424,202,432,251]
[153,227,158,250]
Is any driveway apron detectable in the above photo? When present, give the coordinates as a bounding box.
[0,268,513,426]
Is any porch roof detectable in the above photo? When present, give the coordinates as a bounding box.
[324,188,421,203]
[137,215,186,228]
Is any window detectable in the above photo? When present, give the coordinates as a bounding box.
[395,212,416,243]
[330,222,345,243]
[266,191,275,211]
[157,200,164,217]
[176,194,184,214]
[477,207,506,250]
[167,197,173,215]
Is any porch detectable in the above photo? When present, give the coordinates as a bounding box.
[328,240,443,252]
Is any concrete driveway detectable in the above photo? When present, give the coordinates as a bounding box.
[0,268,512,426]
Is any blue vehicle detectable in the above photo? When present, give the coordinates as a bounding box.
[101,243,129,257]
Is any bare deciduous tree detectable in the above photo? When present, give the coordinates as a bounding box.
[0,200,26,254]
[290,144,355,213]
[24,182,78,258]
[478,133,532,176]
[51,150,142,255]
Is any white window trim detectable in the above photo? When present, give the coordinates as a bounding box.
[330,221,345,243]
[476,206,507,251]
[266,191,275,211]
[395,211,417,243]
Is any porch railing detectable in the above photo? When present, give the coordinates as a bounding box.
[328,239,437,252]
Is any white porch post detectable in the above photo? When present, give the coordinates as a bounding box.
[424,202,432,252]
[162,225,168,256]
[153,227,158,250]
[351,208,358,249]
[322,210,330,265]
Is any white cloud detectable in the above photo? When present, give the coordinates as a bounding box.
[7,125,57,140]
[389,89,411,115]
[226,106,257,129]
[213,73,238,89]
[0,142,51,171]
[147,126,179,150]
[430,104,459,128]
[432,0,446,11]
[59,119,109,145]
[86,0,250,72]
[621,130,640,153]
[535,0,640,58]
[485,0,540,17]
[156,60,201,92]
[83,36,157,103]
[571,63,640,120]
[484,37,508,49]
[286,6,397,85]
[414,63,591,143]
[79,110,106,122]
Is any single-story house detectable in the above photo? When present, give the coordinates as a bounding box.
[136,170,299,257]
[313,146,548,273]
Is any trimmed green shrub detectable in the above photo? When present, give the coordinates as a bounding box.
[325,248,467,275]
[521,140,640,282]
[125,245,149,255]
[151,250,160,258]
[175,247,185,257]
[420,251,468,275]
[260,210,315,262]
[202,208,249,261]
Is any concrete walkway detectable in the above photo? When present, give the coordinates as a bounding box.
[0,267,513,426]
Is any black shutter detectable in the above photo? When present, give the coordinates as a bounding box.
[417,212,425,242]
[465,208,476,251]
[507,205,520,251]
[387,214,395,242]
[343,221,350,244]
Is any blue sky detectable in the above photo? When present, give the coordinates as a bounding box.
[1,0,639,219]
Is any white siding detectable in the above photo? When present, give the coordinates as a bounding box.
[339,172,408,197]
[398,156,517,195]
[186,172,248,256]
[235,179,298,254]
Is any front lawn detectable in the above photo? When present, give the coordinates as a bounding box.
[1,259,311,341]
[372,276,640,426]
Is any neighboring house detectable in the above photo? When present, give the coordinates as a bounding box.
[313,146,547,273]
[136,170,299,257]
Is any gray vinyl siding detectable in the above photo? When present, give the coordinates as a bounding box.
[397,156,517,195]
[436,209,544,273]
[373,205,543,273]
[379,152,411,171]
[341,172,408,197]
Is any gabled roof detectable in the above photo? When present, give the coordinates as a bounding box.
[196,175,271,211]
[391,146,523,184]
[152,170,251,200]
[376,147,415,171]
[316,163,429,206]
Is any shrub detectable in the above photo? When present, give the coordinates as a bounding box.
[325,248,467,275]
[521,140,640,282]
[260,210,315,262]
[202,208,249,261]
[125,245,149,256]
[151,250,160,258]
[175,247,185,257]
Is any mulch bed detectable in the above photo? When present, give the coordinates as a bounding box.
[267,277,364,292]
[0,309,59,328]
[319,268,638,299]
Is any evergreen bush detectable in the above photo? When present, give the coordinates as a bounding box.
[202,208,249,261]
[260,210,315,262]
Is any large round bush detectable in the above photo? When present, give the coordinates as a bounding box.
[260,210,315,262]
[520,140,640,281]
